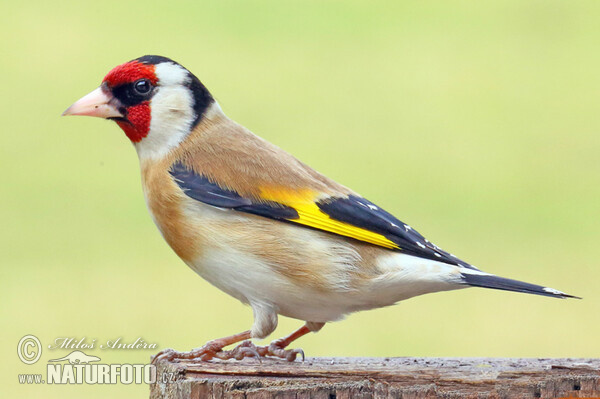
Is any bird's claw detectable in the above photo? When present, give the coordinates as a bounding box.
[151,348,178,364]
[266,340,305,362]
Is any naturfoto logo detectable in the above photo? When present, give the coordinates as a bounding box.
[17,335,171,386]
[46,350,155,384]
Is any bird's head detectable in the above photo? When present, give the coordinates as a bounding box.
[63,55,214,158]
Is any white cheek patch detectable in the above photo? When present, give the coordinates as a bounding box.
[134,85,195,161]
[154,62,190,86]
[133,61,215,161]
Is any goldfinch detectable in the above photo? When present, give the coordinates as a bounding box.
[63,55,577,362]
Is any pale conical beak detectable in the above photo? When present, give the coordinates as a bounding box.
[62,87,124,118]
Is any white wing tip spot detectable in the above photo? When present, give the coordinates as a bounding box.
[543,287,565,296]
[459,268,491,276]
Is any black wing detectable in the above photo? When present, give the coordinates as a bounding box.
[170,161,477,269]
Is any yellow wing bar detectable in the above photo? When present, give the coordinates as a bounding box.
[259,187,399,249]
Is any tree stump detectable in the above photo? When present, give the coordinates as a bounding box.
[150,357,600,398]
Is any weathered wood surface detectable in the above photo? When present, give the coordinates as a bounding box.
[150,357,600,399]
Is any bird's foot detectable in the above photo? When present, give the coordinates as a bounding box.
[262,338,305,362]
[152,340,303,363]
[151,327,309,364]
[152,340,231,364]
[228,339,305,362]
[152,330,254,364]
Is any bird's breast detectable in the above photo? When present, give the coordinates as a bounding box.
[141,162,203,263]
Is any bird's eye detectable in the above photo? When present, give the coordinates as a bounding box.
[133,79,152,95]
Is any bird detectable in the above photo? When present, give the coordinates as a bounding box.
[63,55,577,362]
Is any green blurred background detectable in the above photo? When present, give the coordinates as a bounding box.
[2,0,599,397]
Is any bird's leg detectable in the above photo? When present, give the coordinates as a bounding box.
[151,330,252,364]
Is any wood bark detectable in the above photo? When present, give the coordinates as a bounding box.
[150,357,600,398]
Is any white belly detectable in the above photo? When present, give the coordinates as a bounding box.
[179,200,464,323]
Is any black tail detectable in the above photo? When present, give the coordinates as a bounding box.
[461,273,580,299]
